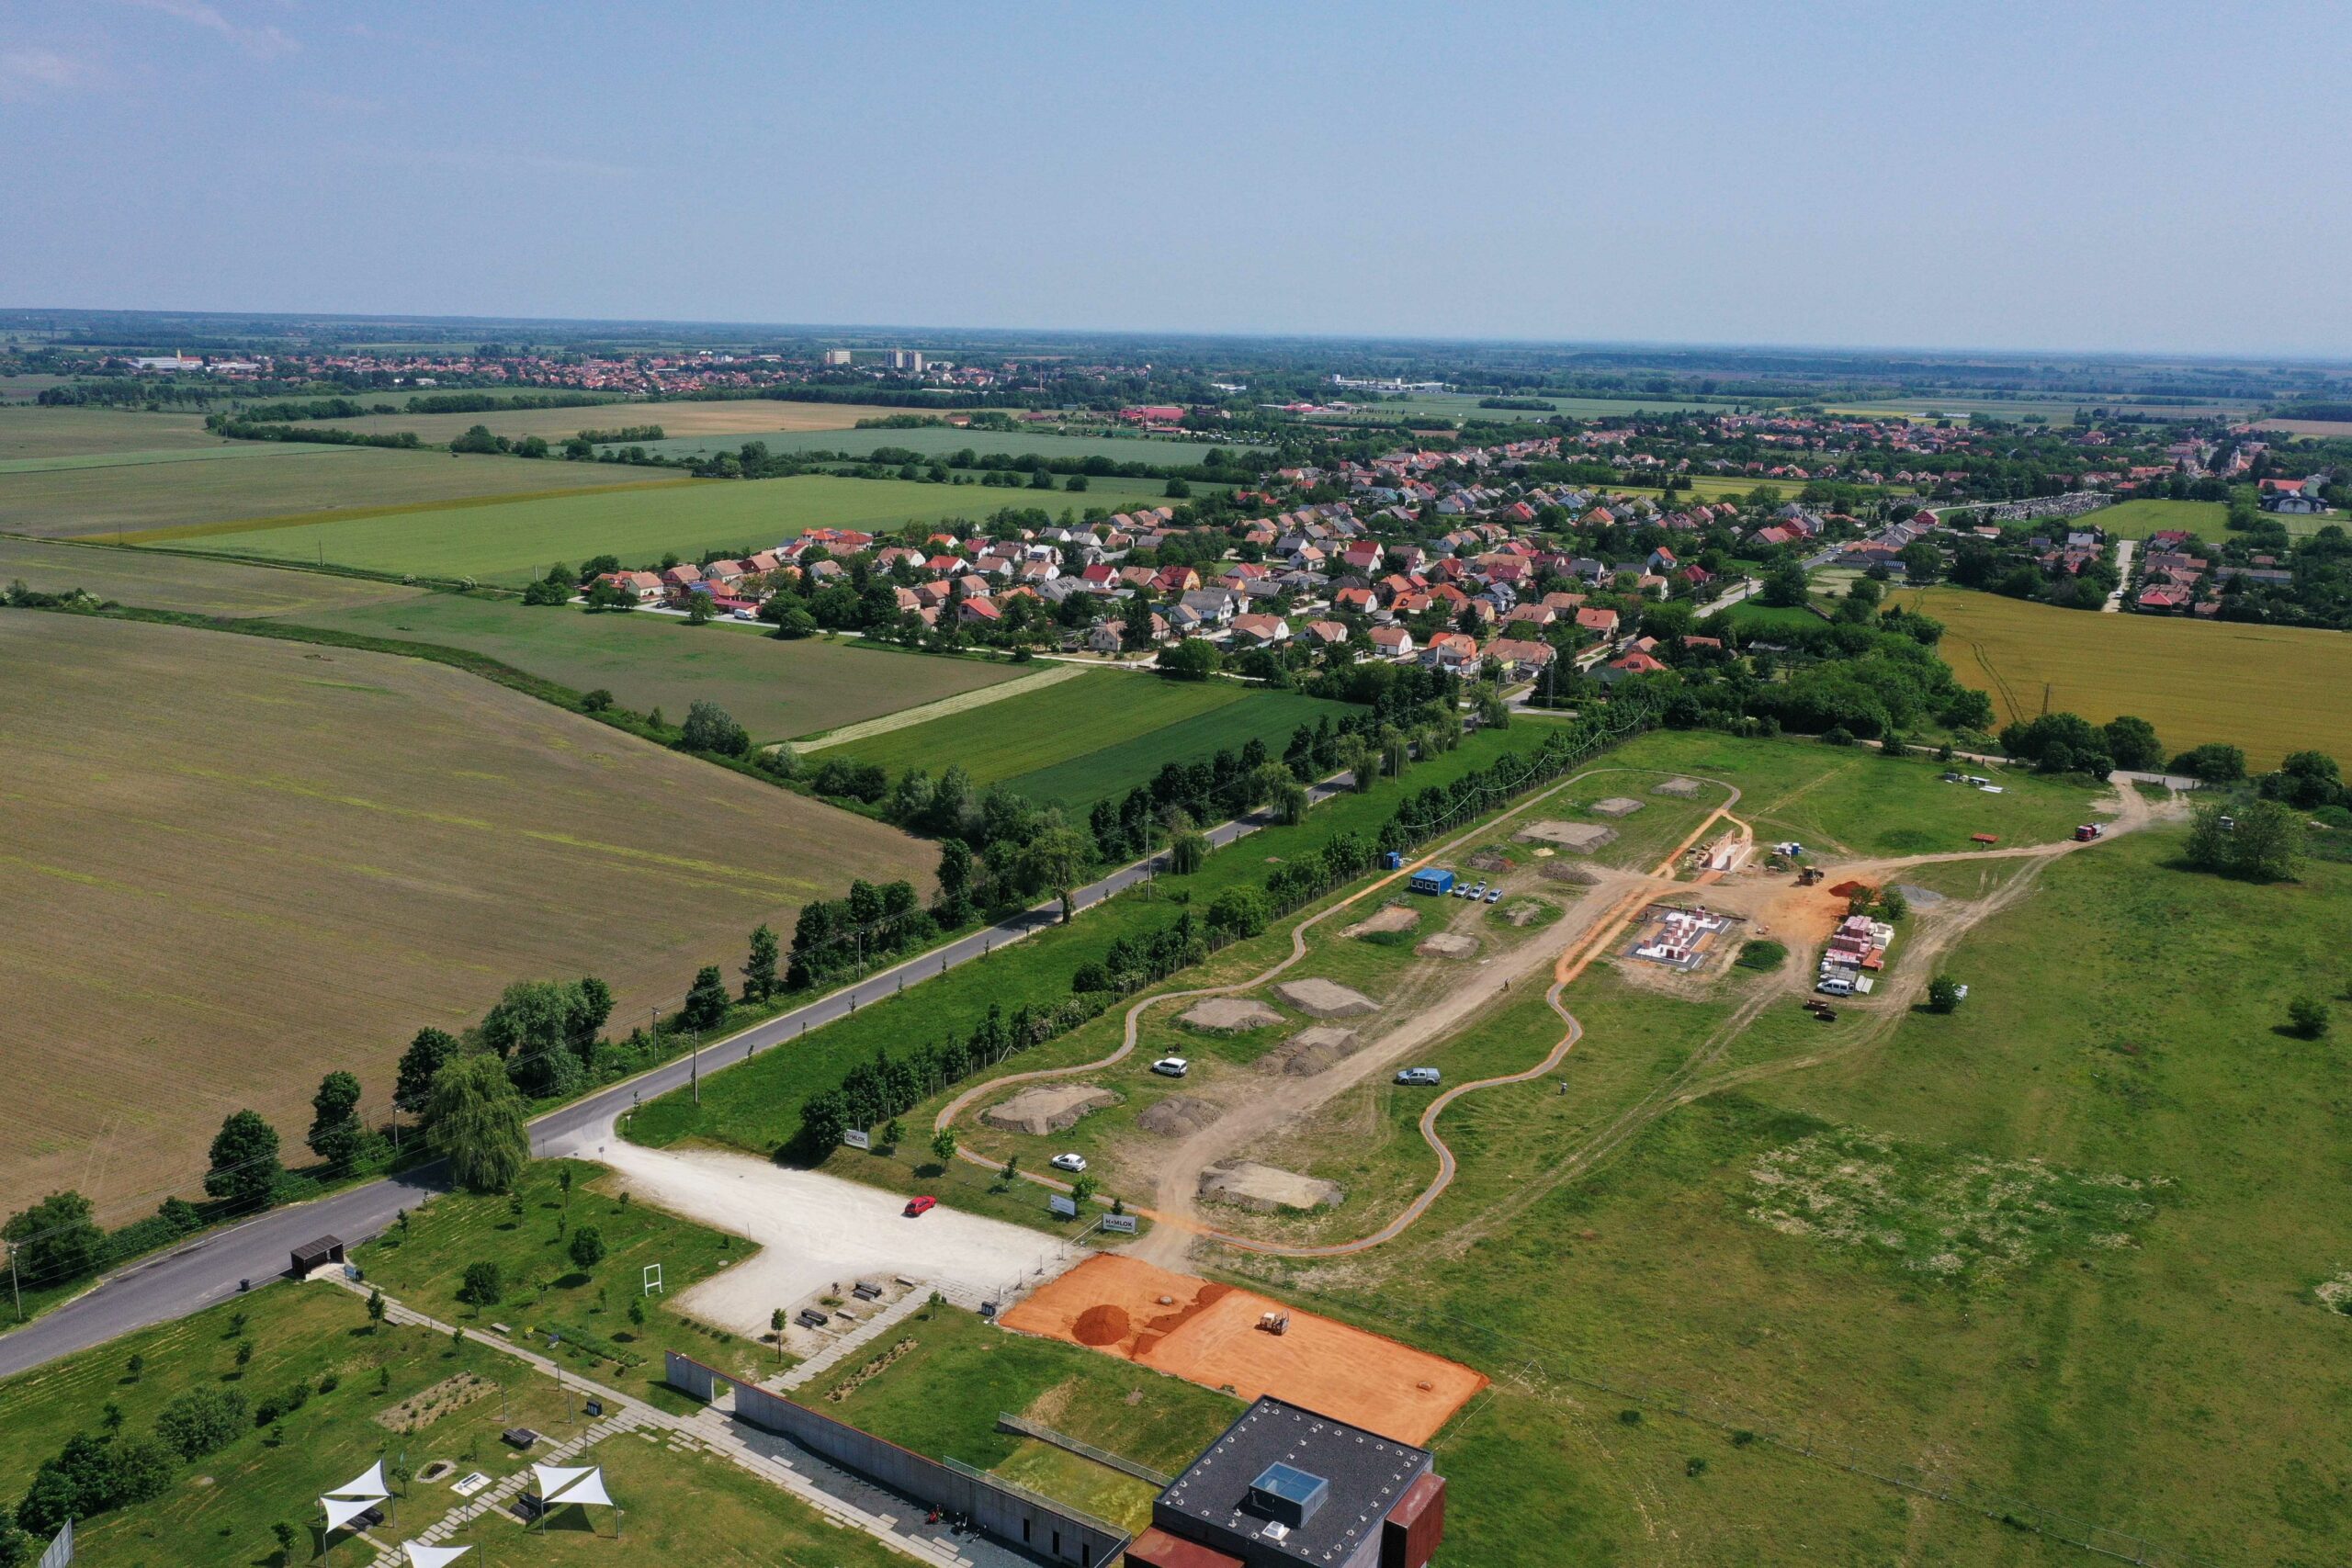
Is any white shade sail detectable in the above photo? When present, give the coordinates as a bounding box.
[533,1464,613,1509]
[402,1545,472,1567]
[322,1495,379,1533]
[327,1461,390,1500]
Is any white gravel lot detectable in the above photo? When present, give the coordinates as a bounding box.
[582,1139,1079,1336]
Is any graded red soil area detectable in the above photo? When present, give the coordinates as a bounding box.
[1002,1255,1485,1444]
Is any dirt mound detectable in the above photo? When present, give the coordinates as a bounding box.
[1342,904,1417,939]
[1257,1027,1363,1077]
[980,1083,1116,1136]
[1828,880,1872,899]
[1199,1160,1343,1213]
[1465,849,1513,874]
[1501,898,1553,927]
[1653,777,1702,796]
[1137,1096,1222,1136]
[1893,883,1946,908]
[1416,932,1478,959]
[1518,819,1616,853]
[1181,998,1282,1032]
[1272,978,1379,1018]
[1073,1303,1131,1346]
[1541,861,1601,886]
[1591,796,1645,818]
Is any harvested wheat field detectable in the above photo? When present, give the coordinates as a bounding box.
[0,614,929,1222]
[1001,1254,1484,1444]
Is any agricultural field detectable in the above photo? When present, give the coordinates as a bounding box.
[305,397,969,446]
[1824,396,2255,424]
[0,536,428,617]
[1305,390,1732,423]
[825,667,1354,813]
[0,1277,919,1568]
[0,613,929,1223]
[0,404,223,460]
[0,444,689,539]
[288,593,1025,742]
[1229,823,2352,1566]
[2260,416,2352,438]
[616,422,1264,466]
[1903,583,2352,766]
[153,472,1184,585]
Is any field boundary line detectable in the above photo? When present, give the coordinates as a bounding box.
[795,662,1090,750]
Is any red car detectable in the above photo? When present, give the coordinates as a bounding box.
[904,1195,937,1218]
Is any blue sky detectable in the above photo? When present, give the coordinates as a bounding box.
[4,0,2346,356]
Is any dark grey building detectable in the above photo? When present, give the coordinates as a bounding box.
[1125,1396,1446,1568]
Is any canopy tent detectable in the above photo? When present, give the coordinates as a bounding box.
[401,1545,471,1567]
[532,1464,613,1510]
[327,1461,390,1501]
[322,1495,379,1533]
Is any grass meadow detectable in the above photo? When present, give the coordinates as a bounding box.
[0,613,929,1224]
[288,593,1026,742]
[2086,497,2227,538]
[0,404,224,461]
[155,472,1182,584]
[826,667,1354,813]
[1903,583,2352,766]
[0,445,689,539]
[1229,825,2352,1565]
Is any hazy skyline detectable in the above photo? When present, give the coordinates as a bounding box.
[5,1,2348,357]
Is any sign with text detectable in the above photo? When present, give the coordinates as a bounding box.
[842,1128,872,1150]
[1101,1214,1138,1234]
[1048,1194,1080,1218]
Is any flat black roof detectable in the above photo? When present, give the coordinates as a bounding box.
[1157,1396,1431,1566]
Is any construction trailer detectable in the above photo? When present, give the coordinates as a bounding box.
[1409,867,1456,897]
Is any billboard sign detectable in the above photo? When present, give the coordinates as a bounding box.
[1048,1194,1080,1218]
[842,1128,872,1150]
[1101,1214,1138,1235]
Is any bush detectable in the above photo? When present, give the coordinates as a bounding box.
[2288,998,2331,1039]
[1927,976,1963,1013]
[154,1387,248,1460]
[1734,940,1786,972]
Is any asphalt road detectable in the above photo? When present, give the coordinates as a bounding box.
[0,784,1334,1380]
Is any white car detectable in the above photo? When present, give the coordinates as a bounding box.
[1050,1152,1088,1173]
[1151,1056,1191,1077]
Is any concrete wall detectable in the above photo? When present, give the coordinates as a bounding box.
[665,1352,1128,1567]
[662,1350,723,1404]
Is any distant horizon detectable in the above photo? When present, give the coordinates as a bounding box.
[6,3,2349,359]
[8,303,2351,372]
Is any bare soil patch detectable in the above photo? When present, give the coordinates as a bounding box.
[1893,882,1946,908]
[1519,819,1617,853]
[1653,777,1703,796]
[1200,1159,1344,1213]
[1500,898,1554,928]
[981,1083,1118,1136]
[1272,978,1380,1018]
[378,1372,496,1434]
[1341,905,1419,939]
[1465,848,1513,874]
[1255,1028,1364,1078]
[1591,796,1646,818]
[1541,861,1601,885]
[1137,1096,1224,1137]
[1415,932,1479,959]
[1181,998,1283,1032]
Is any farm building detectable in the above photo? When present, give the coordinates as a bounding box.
[1128,1396,1445,1568]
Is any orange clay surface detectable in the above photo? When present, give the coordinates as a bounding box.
[1001,1254,1485,1444]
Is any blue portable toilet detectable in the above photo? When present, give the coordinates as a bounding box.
[1381,851,1404,871]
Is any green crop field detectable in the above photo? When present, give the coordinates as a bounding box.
[1229,824,2352,1565]
[618,422,1265,466]
[827,667,1354,813]
[154,472,1185,585]
[0,444,692,539]
[0,536,429,617]
[0,404,222,461]
[304,396,938,446]
[1306,390,1734,423]
[1902,583,2352,766]
[289,592,1027,741]
[2084,497,2226,538]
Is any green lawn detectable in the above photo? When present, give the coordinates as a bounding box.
[156,472,1182,585]
[287,593,1025,741]
[830,668,1353,813]
[352,1160,757,1392]
[821,1303,1241,1480]
[2086,497,2227,539]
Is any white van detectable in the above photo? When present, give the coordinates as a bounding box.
[1817,976,1855,997]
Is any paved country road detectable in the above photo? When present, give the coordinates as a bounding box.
[0,784,1337,1381]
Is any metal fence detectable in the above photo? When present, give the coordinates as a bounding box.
[996,1411,1173,1486]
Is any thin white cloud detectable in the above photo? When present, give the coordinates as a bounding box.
[122,0,300,60]
[0,47,101,99]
